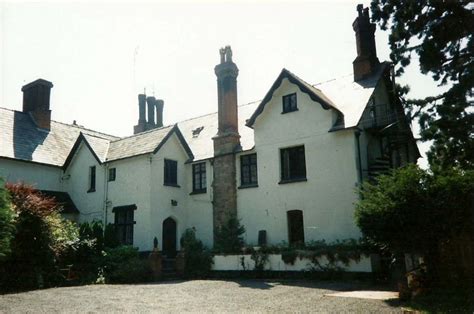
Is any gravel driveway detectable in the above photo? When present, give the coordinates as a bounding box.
[0,280,402,313]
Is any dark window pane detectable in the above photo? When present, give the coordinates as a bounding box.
[164,159,178,185]
[283,93,297,113]
[240,153,258,185]
[192,162,206,192]
[89,166,96,191]
[280,146,306,181]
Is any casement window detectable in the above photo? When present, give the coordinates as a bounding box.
[192,162,207,193]
[108,168,116,182]
[164,159,178,186]
[88,166,96,192]
[287,210,305,247]
[282,93,297,113]
[114,206,136,245]
[240,153,258,187]
[280,145,307,183]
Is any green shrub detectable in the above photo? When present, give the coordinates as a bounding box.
[180,228,213,278]
[104,223,120,248]
[214,216,245,254]
[101,246,151,283]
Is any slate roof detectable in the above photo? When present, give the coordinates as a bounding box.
[0,66,386,166]
[0,107,118,167]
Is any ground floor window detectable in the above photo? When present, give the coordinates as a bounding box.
[287,210,305,246]
[113,205,136,245]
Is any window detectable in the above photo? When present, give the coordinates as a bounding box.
[287,210,305,246]
[240,153,258,187]
[282,93,297,113]
[164,159,178,186]
[280,146,306,183]
[114,206,136,245]
[88,166,96,192]
[108,168,116,182]
[192,162,207,193]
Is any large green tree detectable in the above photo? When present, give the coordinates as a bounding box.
[370,0,473,170]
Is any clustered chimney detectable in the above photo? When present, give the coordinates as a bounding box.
[133,94,164,134]
[21,79,54,130]
[352,4,380,81]
[212,46,241,240]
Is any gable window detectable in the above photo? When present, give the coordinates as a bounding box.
[282,93,297,113]
[240,153,258,187]
[164,159,179,187]
[192,162,207,194]
[108,168,116,182]
[280,145,307,183]
[287,210,305,247]
[88,166,96,192]
[114,205,136,245]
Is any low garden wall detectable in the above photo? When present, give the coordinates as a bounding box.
[212,253,372,272]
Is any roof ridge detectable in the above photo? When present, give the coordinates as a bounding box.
[110,124,174,143]
[81,131,113,142]
[176,100,262,124]
[51,120,119,139]
[313,73,353,86]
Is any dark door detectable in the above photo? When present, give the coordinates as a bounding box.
[162,217,177,258]
[287,210,305,247]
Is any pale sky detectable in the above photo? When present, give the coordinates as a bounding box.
[1,0,438,167]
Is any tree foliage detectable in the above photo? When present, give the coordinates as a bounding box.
[214,216,246,254]
[180,228,213,277]
[355,165,474,282]
[0,179,14,261]
[370,0,474,170]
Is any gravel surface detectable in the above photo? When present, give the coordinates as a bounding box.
[0,280,403,313]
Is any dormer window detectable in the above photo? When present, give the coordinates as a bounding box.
[282,93,297,113]
[192,126,204,138]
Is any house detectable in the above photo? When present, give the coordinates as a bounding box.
[0,5,419,258]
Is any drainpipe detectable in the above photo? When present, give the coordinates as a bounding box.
[103,163,109,226]
[355,129,363,184]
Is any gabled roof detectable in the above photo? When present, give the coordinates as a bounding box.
[316,62,389,130]
[0,107,118,167]
[62,132,109,170]
[246,68,341,127]
[106,124,194,162]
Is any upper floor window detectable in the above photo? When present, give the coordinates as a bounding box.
[164,159,178,187]
[280,145,306,183]
[88,166,96,192]
[282,93,297,113]
[108,168,116,182]
[240,153,258,187]
[192,162,207,193]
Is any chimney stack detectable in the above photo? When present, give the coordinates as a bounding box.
[155,99,164,128]
[352,4,380,81]
[146,96,156,126]
[133,94,147,134]
[213,45,240,155]
[21,79,54,130]
[212,46,240,243]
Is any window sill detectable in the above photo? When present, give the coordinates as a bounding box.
[190,190,207,195]
[238,184,259,189]
[278,178,307,185]
[87,189,96,193]
[281,108,298,114]
[164,183,181,188]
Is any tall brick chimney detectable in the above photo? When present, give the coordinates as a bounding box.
[155,99,164,128]
[133,94,147,134]
[352,4,380,81]
[212,46,241,241]
[21,79,53,130]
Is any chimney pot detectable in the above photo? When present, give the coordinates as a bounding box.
[155,99,164,127]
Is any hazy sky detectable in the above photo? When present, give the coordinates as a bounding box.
[1,0,437,167]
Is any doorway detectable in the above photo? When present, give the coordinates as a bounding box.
[162,217,177,258]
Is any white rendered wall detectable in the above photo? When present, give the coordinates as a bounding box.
[238,78,361,246]
[106,155,153,251]
[63,142,105,223]
[0,158,62,191]
[184,160,214,248]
